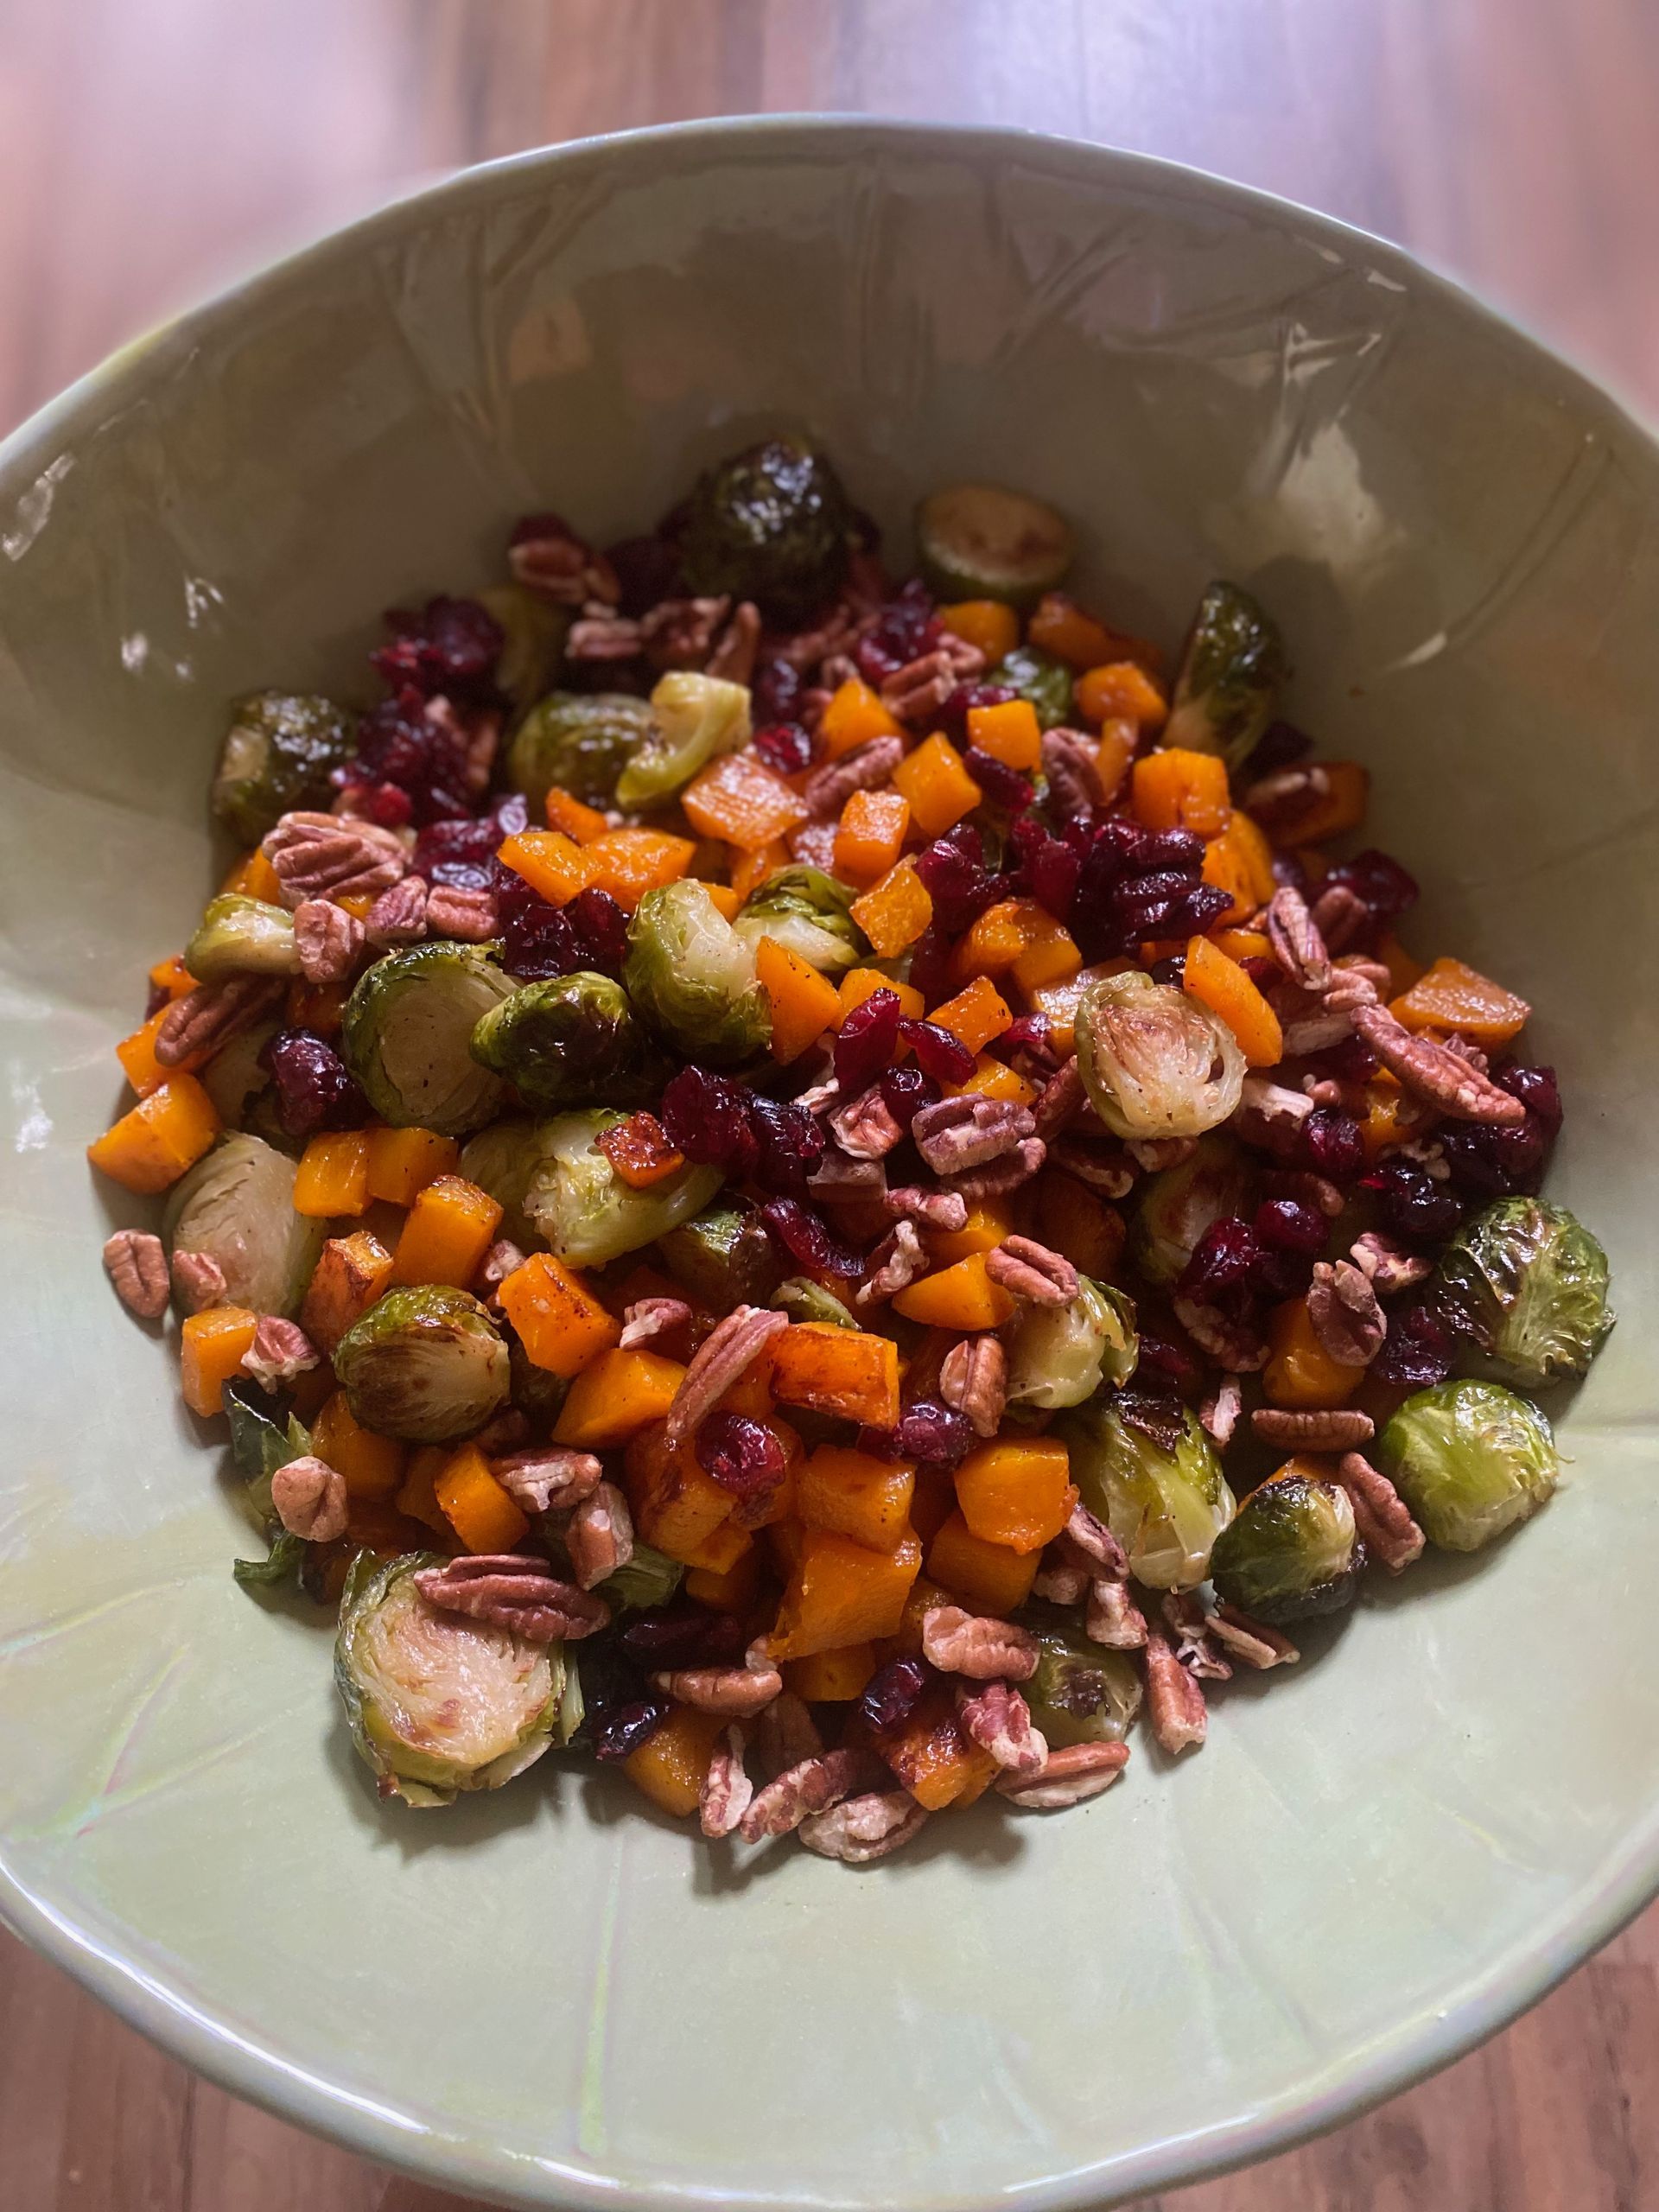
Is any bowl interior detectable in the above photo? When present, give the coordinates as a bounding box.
[3,122,1657,2212]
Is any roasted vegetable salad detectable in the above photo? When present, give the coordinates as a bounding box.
[92,440,1613,1863]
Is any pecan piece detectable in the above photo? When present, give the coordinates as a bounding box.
[1032,1560,1090,1605]
[567,607,644,660]
[619,1294,694,1350]
[1265,884,1330,994]
[1199,1374,1243,1448]
[1348,1229,1433,1297]
[493,1448,604,1515]
[1041,727,1109,815]
[155,975,283,1068]
[1046,1135,1133,1196]
[1032,1054,1084,1141]
[1352,1004,1527,1124]
[639,594,733,671]
[270,1454,348,1543]
[1251,1407,1375,1451]
[944,1137,1047,1203]
[1143,1631,1207,1754]
[413,1555,609,1642]
[1161,1592,1232,1681]
[1062,1500,1128,1574]
[1262,1166,1345,1219]
[995,1740,1130,1809]
[798,1790,930,1863]
[1308,880,1368,954]
[920,1605,1039,1682]
[103,1229,169,1320]
[1306,1260,1387,1368]
[912,1095,1036,1176]
[263,810,407,906]
[802,735,906,821]
[170,1248,228,1314]
[566,1480,633,1591]
[984,1235,1078,1307]
[855,1219,926,1306]
[706,601,761,685]
[1208,1603,1300,1670]
[1231,1073,1315,1155]
[753,1690,823,1778]
[740,1747,869,1843]
[509,518,619,606]
[885,1185,969,1231]
[653,1650,783,1719]
[1336,1451,1425,1573]
[1173,1296,1269,1371]
[240,1316,319,1389]
[938,1335,1007,1439]
[808,1149,887,1201]
[363,874,429,948]
[476,1238,527,1310]
[293,898,365,984]
[664,1305,790,1448]
[699,1726,753,1840]
[1239,762,1333,840]
[424,882,499,942]
[830,1085,906,1160]
[880,643,983,728]
[1086,1577,1148,1649]
[955,1681,1047,1776]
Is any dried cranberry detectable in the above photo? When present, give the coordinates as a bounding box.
[1109,873,1232,945]
[1498,1063,1562,1133]
[748,1096,825,1196]
[413,813,503,886]
[1239,718,1313,784]
[1134,1332,1204,1395]
[999,1013,1052,1059]
[619,1609,746,1669]
[659,1067,759,1175]
[937,682,1018,744]
[566,887,629,976]
[1323,849,1419,928]
[372,594,503,698]
[350,689,472,824]
[853,581,939,683]
[346,779,415,830]
[878,1062,940,1132]
[1438,1118,1548,1198]
[963,746,1034,813]
[606,533,683,616]
[752,721,813,776]
[892,1400,974,1465]
[760,1197,863,1279]
[1372,1303,1454,1389]
[1179,1217,1262,1304]
[1363,1159,1463,1242]
[752,655,804,724]
[1324,1033,1380,1086]
[497,874,588,981]
[1133,829,1206,878]
[1012,814,1083,919]
[902,1018,975,1086]
[696,1411,787,1497]
[1270,850,1310,894]
[1300,1106,1365,1181]
[858,1658,928,1734]
[257,1030,366,1141]
[1254,1199,1328,1255]
[913,826,997,933]
[835,988,905,1092]
[905,925,953,1007]
[592,1698,670,1761]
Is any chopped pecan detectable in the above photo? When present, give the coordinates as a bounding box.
[1032,1561,1090,1605]
[808,1149,887,1200]
[1173,1296,1269,1371]
[1032,1055,1084,1141]
[802,735,906,821]
[1240,762,1333,840]
[1306,1260,1387,1368]
[413,1555,609,1642]
[263,810,407,906]
[1251,1406,1375,1451]
[995,1739,1129,1809]
[664,1305,790,1447]
[493,1448,604,1515]
[1280,1004,1358,1056]
[1348,1230,1433,1297]
[240,1316,319,1389]
[1332,954,1393,1001]
[364,874,428,947]
[984,1235,1078,1307]
[1208,1604,1300,1669]
[1232,1073,1315,1155]
[567,607,645,660]
[155,975,283,1068]
[1143,1631,1207,1754]
[707,601,761,684]
[885,1184,968,1231]
[509,518,619,606]
[880,642,984,727]
[270,1454,348,1543]
[1199,1373,1243,1448]
[740,1746,869,1842]
[1262,1166,1346,1218]
[855,1220,926,1307]
[477,1238,527,1306]
[654,1646,783,1719]
[830,1085,906,1159]
[1308,880,1368,954]
[1161,1592,1232,1681]
[938,1336,1007,1439]
[639,594,732,671]
[1063,1501,1128,1574]
[944,1137,1047,1203]
[753,1690,823,1778]
[102,1229,169,1319]
[1040,727,1109,815]
[1439,1029,1491,1076]
[912,1095,1036,1175]
[1086,1577,1148,1649]
[774,600,861,672]
[566,1480,633,1591]
[619,1295,694,1350]
[699,1725,753,1840]
[955,1681,1047,1776]
[424,882,499,942]
[293,899,365,984]
[1352,1004,1527,1124]
[170,1248,227,1313]
[1046,1135,1134,1197]
[1336,1450,1425,1572]
[920,1605,1039,1681]
[1265,884,1331,994]
[798,1790,930,1863]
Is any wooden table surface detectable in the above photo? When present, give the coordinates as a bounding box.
[4,3,1657,2208]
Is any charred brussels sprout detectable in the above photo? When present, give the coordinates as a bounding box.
[1130,1133,1255,1287]
[1210,1471,1360,1623]
[678,435,853,626]
[210,690,355,846]
[624,879,771,1065]
[505,690,655,811]
[1061,1399,1233,1589]
[512,1110,722,1268]
[1380,1379,1558,1552]
[770,1275,858,1328]
[1164,582,1286,766]
[334,1286,510,1443]
[661,1199,785,1309]
[613,671,750,810]
[1022,1616,1143,1746]
[341,942,516,1138]
[469,972,658,1111]
[163,1133,325,1317]
[183,894,300,982]
[476,583,569,721]
[1077,971,1245,1141]
[989,643,1075,731]
[916,483,1074,613]
[334,1552,569,1807]
[1006,1277,1138,1411]
[732,865,866,976]
[1433,1198,1612,1390]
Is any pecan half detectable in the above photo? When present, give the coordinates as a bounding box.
[1262,1166,1345,1218]
[944,1137,1047,1203]
[740,1747,870,1842]
[1041,727,1109,816]
[885,1185,969,1231]
[1208,1605,1300,1670]
[103,1229,169,1319]
[1348,1229,1433,1297]
[1046,1135,1134,1197]
[880,642,983,727]
[424,882,499,942]
[1306,1260,1387,1368]
[566,1480,633,1591]
[653,1655,783,1719]
[753,1690,823,1779]
[639,594,732,671]
[1231,1073,1315,1155]
[477,1238,527,1307]
[567,607,644,660]
[803,735,906,821]
[1336,1451,1425,1572]
[1161,1592,1232,1681]
[1199,1374,1243,1448]
[955,1681,1047,1776]
[270,1454,348,1543]
[1240,762,1332,840]
[938,1336,1007,1439]
[619,1295,694,1350]
[912,1095,1036,1175]
[706,601,761,685]
[509,518,619,606]
[664,1305,791,1448]
[1063,1500,1128,1573]
[493,1448,604,1515]
[1144,1631,1207,1754]
[1265,884,1331,994]
[1173,1296,1269,1371]
[413,1555,609,1642]
[830,1085,906,1160]
[1352,1004,1527,1124]
[798,1790,930,1863]
[364,874,429,948]
[1086,1577,1148,1649]
[699,1726,753,1839]
[1308,880,1368,954]
[170,1248,227,1314]
[856,1219,926,1306]
[920,1605,1039,1681]
[1250,1406,1375,1451]
[293,898,365,984]
[995,1739,1129,1809]
[155,975,283,1068]
[263,810,407,906]
[240,1316,318,1389]
[808,1149,887,1201]
[1032,1055,1084,1141]
[985,1235,1078,1307]
[1032,1561,1090,1605]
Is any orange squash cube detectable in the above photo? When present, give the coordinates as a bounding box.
[768,1325,900,1428]
[300,1229,396,1356]
[954,1437,1076,1554]
[622,1421,740,1566]
[365,1125,461,1207]
[88,1074,220,1196]
[938,600,1020,664]
[849,861,933,959]
[179,1306,261,1418]
[497,828,592,906]
[552,1347,687,1449]
[582,827,698,912]
[891,733,982,838]
[838,965,925,1022]
[1033,1172,1125,1281]
[1264,1297,1360,1409]
[926,973,1014,1052]
[312,1389,408,1502]
[395,1445,454,1537]
[389,1173,503,1289]
[148,954,197,1003]
[1184,935,1284,1067]
[683,750,809,850]
[833,787,912,883]
[925,1510,1039,1616]
[219,849,285,903]
[868,1682,999,1810]
[966,696,1042,770]
[1027,592,1125,671]
[116,1005,203,1097]
[784,1642,880,1702]
[684,1548,764,1613]
[543,785,613,844]
[1202,813,1279,924]
[625,1705,727,1817]
[497,1252,621,1377]
[1389,957,1530,1046]
[730,837,791,903]
[755,935,842,1064]
[595,1111,686,1189]
[923,1202,1011,1268]
[817,677,903,760]
[435,1442,530,1554]
[292,1131,372,1218]
[769,1530,922,1661]
[1027,961,1135,1057]
[1132,747,1231,836]
[942,1054,1038,1108]
[1076,661,1169,732]
[891,1252,1017,1332]
[798,1445,916,1554]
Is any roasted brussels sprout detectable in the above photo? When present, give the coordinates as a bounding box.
[163,1133,325,1317]
[512,1110,723,1268]
[1076,970,1246,1141]
[334,1552,569,1808]
[597,1542,684,1613]
[732,865,866,976]
[915,482,1074,613]
[333,1285,510,1443]
[1164,582,1286,766]
[661,1199,785,1309]
[1129,1132,1255,1287]
[1061,1399,1233,1589]
[458,1116,550,1250]
[1006,1277,1138,1410]
[989,643,1075,731]
[1433,1198,1613,1390]
[1021,1615,1142,1747]
[224,1381,314,1589]
[1380,1379,1558,1552]
[678,435,853,626]
[505,690,655,811]
[210,690,355,846]
[624,879,771,1065]
[470,972,658,1111]
[770,1275,857,1329]
[1210,1471,1361,1623]
[197,1019,278,1129]
[508,1328,569,1427]
[477,583,569,721]
[613,671,751,810]
[341,942,516,1138]
[183,894,300,982]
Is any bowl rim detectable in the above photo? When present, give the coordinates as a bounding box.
[4,111,1657,2212]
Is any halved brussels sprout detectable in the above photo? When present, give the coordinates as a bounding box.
[509,1328,569,1427]
[476,583,569,721]
[512,1110,723,1268]
[770,1275,857,1329]
[989,643,1075,731]
[1433,1198,1613,1390]
[341,942,516,1138]
[678,435,853,626]
[211,690,355,846]
[597,1542,684,1614]
[163,1133,325,1317]
[197,1019,278,1130]
[1210,1471,1360,1623]
[1077,971,1246,1141]
[916,483,1074,613]
[183,894,300,982]
[661,1199,785,1309]
[1006,1277,1138,1410]
[505,690,655,811]
[1380,1379,1558,1552]
[614,671,751,810]
[1020,1613,1142,1747]
[470,972,659,1111]
[334,1552,569,1808]
[732,866,867,976]
[458,1116,552,1250]
[624,879,771,1065]
[1164,582,1286,766]
[334,1285,510,1443]
[1061,1398,1233,1589]
[1129,1132,1255,1287]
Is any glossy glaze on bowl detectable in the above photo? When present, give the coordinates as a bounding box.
[2,119,1656,2212]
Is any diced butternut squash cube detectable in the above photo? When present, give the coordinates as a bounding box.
[1184,935,1283,1067]
[497,828,592,906]
[87,1074,219,1195]
[1202,813,1278,924]
[1011,912,1082,995]
[389,1173,503,1288]
[595,1111,686,1189]
[943,1053,1038,1108]
[927,972,1014,1052]
[625,1705,727,1818]
[683,750,808,849]
[1027,593,1125,671]
[543,785,613,844]
[755,934,842,1064]
[1033,1171,1125,1280]
[868,1681,999,1810]
[300,1229,396,1355]
[1264,1297,1360,1409]
[1211,926,1273,963]
[817,677,903,759]
[312,1389,407,1502]
[783,1642,879,1702]
[839,965,925,1021]
[1076,660,1169,732]
[365,1125,461,1207]
[395,1444,454,1536]
[117,1005,202,1097]
[435,1442,530,1554]
[148,954,197,1003]
[1389,957,1530,1046]
[674,1520,755,1576]
[891,733,982,838]
[1355,1077,1437,1162]
[769,1530,922,1661]
[965,695,1042,770]
[1027,961,1134,1057]
[768,1325,900,1428]
[1132,747,1231,836]
[292,1131,372,1218]
[284,978,350,1037]
[622,1421,740,1566]
[497,1253,621,1377]
[924,1203,1011,1267]
[849,861,933,959]
[1254,761,1370,846]
[730,837,790,903]
[798,1445,916,1554]
[788,819,841,874]
[179,1306,260,1418]
[833,787,911,883]
[954,1437,1076,1554]
[219,849,285,903]
[684,1549,763,1613]
[925,1510,1039,1616]
[891,1252,1017,1332]
[582,828,698,912]
[552,1347,687,1449]
[938,600,1020,664]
